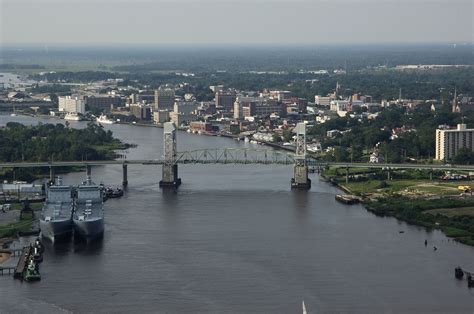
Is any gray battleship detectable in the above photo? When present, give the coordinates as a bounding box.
[39,177,74,242]
[73,177,104,240]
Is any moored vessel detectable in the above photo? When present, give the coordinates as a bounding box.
[39,177,74,242]
[97,114,115,124]
[64,112,82,121]
[73,177,104,241]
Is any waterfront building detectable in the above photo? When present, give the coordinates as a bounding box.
[170,112,196,126]
[174,101,198,116]
[190,121,213,132]
[58,96,85,114]
[215,90,236,112]
[153,110,170,124]
[154,89,175,111]
[130,104,152,120]
[435,124,474,161]
[84,95,123,112]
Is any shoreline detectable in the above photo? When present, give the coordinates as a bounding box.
[323,172,474,247]
[5,114,473,247]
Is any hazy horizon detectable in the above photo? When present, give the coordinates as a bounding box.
[1,0,472,45]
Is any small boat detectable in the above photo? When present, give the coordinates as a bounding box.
[97,114,115,124]
[64,112,82,121]
[105,187,124,199]
[10,104,17,116]
[24,260,41,282]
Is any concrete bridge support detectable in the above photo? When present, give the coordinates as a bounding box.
[160,122,181,188]
[291,123,311,190]
[122,164,128,187]
[49,166,54,183]
[86,165,92,181]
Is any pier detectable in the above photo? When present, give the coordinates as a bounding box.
[14,246,31,279]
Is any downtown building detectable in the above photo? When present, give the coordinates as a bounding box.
[58,96,85,114]
[154,89,175,111]
[84,95,123,112]
[435,124,474,161]
[215,90,237,112]
[234,96,285,119]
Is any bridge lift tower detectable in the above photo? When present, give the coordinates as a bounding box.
[159,122,182,188]
[291,123,311,189]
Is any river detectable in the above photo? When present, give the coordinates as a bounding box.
[0,115,473,313]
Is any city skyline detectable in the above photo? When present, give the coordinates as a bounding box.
[1,0,472,45]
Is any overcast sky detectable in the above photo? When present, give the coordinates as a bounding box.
[1,0,472,45]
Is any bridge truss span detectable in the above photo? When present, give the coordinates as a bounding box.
[175,148,296,165]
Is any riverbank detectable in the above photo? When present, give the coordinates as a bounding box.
[323,168,474,246]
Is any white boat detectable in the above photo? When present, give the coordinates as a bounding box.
[64,112,82,121]
[97,114,115,124]
[10,104,16,116]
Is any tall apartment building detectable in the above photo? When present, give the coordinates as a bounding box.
[58,96,85,114]
[154,89,175,111]
[215,90,236,112]
[435,124,474,161]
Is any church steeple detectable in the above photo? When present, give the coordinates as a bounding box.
[452,87,458,113]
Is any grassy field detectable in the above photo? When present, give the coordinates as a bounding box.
[426,207,474,217]
[342,179,469,196]
[0,217,34,238]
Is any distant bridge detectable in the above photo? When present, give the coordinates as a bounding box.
[1,122,472,189]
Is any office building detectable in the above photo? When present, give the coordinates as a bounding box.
[153,110,170,124]
[130,104,152,120]
[84,95,123,112]
[215,90,236,112]
[154,89,175,111]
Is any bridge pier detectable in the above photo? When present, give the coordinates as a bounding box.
[291,163,311,189]
[86,165,91,179]
[49,166,54,183]
[122,164,128,187]
[291,123,311,190]
[346,167,350,184]
[160,122,181,189]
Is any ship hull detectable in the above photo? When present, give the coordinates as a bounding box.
[40,219,73,243]
[73,218,104,241]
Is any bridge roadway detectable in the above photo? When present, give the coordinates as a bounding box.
[1,158,474,171]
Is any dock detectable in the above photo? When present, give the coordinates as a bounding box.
[13,246,31,279]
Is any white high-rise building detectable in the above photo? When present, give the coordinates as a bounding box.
[58,96,85,114]
[435,124,474,161]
